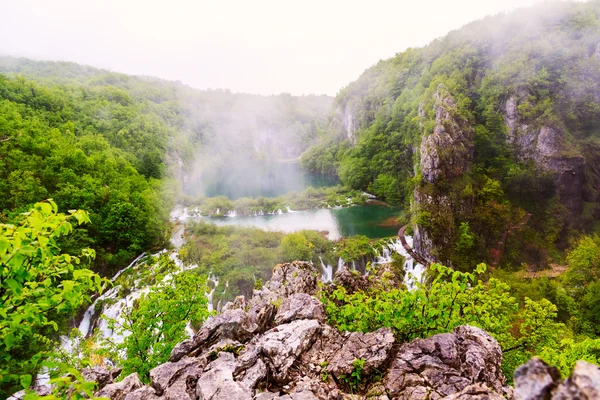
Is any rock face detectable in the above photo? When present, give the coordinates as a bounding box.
[89,262,517,400]
[504,96,586,219]
[384,325,509,400]
[420,84,474,183]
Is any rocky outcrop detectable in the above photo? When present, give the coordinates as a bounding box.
[413,85,475,263]
[419,84,474,183]
[89,262,517,400]
[514,357,600,399]
[85,262,600,400]
[384,325,510,399]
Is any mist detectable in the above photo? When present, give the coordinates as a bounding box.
[1,0,550,96]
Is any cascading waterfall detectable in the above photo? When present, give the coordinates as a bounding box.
[319,256,333,282]
[316,236,424,288]
[207,274,220,313]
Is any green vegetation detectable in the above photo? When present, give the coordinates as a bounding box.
[321,263,575,381]
[0,201,104,398]
[182,185,367,216]
[179,222,342,303]
[0,57,333,276]
[302,1,600,269]
[103,271,209,382]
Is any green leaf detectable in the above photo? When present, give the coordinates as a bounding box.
[20,374,32,389]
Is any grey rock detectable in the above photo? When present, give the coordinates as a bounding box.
[170,309,258,362]
[255,319,321,383]
[81,366,121,391]
[274,293,326,325]
[196,352,252,400]
[95,373,143,400]
[513,357,561,400]
[254,393,283,400]
[124,386,161,400]
[553,360,600,399]
[249,262,319,308]
[420,84,474,183]
[328,328,394,379]
[237,357,268,390]
[441,383,506,400]
[149,356,204,396]
[384,325,507,399]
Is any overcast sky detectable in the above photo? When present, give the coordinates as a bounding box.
[1,0,556,95]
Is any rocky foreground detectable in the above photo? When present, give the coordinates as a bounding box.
[85,262,600,400]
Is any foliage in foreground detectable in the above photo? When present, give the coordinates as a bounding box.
[102,271,209,382]
[320,263,595,381]
[0,200,105,398]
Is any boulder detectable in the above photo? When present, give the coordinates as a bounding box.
[252,319,321,383]
[328,328,394,379]
[513,357,561,400]
[195,352,252,400]
[124,386,160,400]
[274,293,326,325]
[441,383,506,400]
[149,356,205,396]
[170,309,258,362]
[553,360,600,399]
[384,325,508,399]
[81,366,121,391]
[95,373,144,400]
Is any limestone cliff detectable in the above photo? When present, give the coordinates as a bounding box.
[504,96,586,220]
[413,85,474,264]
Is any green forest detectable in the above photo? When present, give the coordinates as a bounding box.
[3,1,600,398]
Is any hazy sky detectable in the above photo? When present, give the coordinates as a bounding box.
[1,0,554,95]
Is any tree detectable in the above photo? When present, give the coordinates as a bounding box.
[0,200,103,397]
[106,271,209,381]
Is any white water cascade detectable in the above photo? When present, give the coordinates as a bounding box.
[207,274,220,313]
[317,236,424,288]
[319,256,333,282]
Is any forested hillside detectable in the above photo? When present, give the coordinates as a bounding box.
[0,58,332,274]
[302,1,600,270]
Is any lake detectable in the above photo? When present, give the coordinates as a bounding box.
[203,203,401,240]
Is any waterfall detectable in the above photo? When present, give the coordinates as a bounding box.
[319,256,333,282]
[226,210,238,217]
[207,274,220,313]
[276,208,283,215]
[285,205,296,213]
[368,236,425,289]
[73,252,147,341]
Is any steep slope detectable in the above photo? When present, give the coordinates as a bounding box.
[302,1,600,268]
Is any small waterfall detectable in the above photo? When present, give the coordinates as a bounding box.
[319,256,333,282]
[276,208,283,215]
[285,205,296,213]
[185,321,194,338]
[73,253,146,341]
[207,274,219,313]
[338,257,345,270]
[226,210,238,217]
